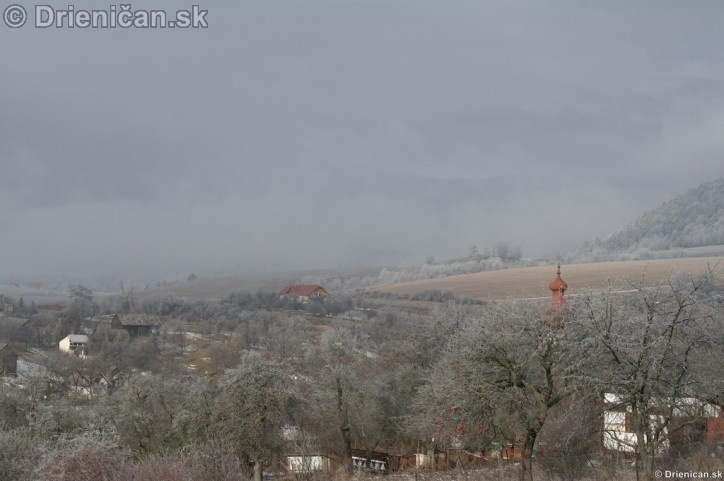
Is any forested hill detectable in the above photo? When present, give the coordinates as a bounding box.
[596,178,724,253]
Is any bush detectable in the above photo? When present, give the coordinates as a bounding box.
[0,431,38,481]
[34,435,132,481]
[134,454,201,481]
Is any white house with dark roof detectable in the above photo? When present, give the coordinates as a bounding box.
[59,334,89,356]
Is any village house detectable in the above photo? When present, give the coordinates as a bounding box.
[352,453,388,472]
[110,313,158,337]
[282,424,333,474]
[278,284,329,303]
[0,343,18,376]
[349,448,423,473]
[0,316,31,342]
[59,334,89,356]
[286,455,331,474]
[602,392,724,453]
[0,315,30,328]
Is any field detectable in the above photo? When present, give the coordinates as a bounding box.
[136,275,291,302]
[131,267,382,302]
[374,256,724,301]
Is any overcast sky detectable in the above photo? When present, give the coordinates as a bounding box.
[1,1,723,281]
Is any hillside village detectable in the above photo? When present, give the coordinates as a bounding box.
[1,181,724,481]
[6,0,724,478]
[1,249,722,481]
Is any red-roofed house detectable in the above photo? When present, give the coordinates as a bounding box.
[278,285,329,303]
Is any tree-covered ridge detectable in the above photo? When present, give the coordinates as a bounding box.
[599,178,724,252]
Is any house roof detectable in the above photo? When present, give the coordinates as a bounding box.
[114,314,159,326]
[279,284,327,296]
[0,342,16,361]
[63,334,89,343]
[0,317,30,329]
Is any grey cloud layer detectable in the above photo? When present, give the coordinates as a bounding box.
[1,1,723,279]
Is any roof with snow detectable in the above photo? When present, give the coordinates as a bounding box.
[63,334,89,343]
[112,314,159,326]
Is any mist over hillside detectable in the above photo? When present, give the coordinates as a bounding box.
[576,178,724,260]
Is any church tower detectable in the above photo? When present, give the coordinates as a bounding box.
[546,264,568,328]
[548,264,568,307]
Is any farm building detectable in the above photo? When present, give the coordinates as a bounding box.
[278,284,328,303]
[110,313,158,337]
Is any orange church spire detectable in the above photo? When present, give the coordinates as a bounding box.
[548,264,568,307]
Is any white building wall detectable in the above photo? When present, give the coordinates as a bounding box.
[287,456,329,473]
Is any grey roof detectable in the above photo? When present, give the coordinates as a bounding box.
[0,317,30,329]
[63,334,89,343]
[117,314,158,327]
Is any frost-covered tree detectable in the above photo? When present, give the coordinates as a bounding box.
[415,301,584,481]
[577,270,723,481]
[60,285,98,336]
[111,374,211,455]
[213,352,294,481]
[307,326,367,474]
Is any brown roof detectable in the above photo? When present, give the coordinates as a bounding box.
[279,284,327,296]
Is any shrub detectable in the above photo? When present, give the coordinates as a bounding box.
[0,431,38,481]
[34,434,131,481]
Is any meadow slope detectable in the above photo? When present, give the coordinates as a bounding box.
[374,256,723,301]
